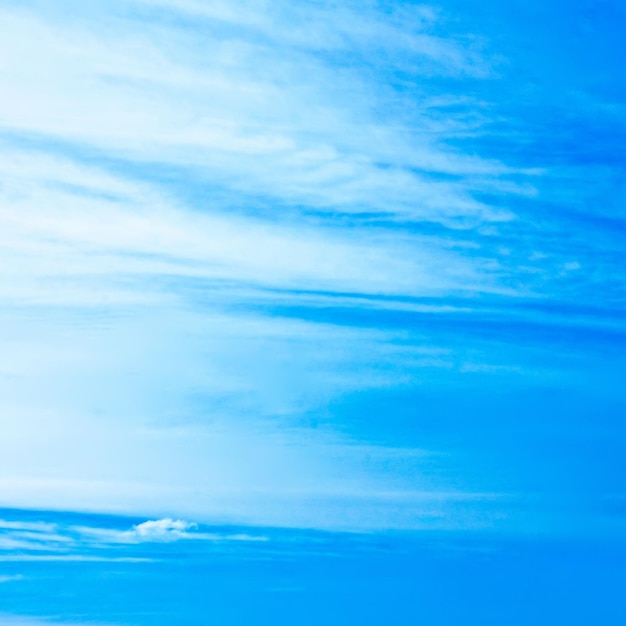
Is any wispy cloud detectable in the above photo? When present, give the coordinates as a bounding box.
[0,0,532,321]
[73,518,269,543]
[0,512,269,564]
[0,0,624,537]
[0,0,525,225]
[0,555,151,563]
[0,144,496,308]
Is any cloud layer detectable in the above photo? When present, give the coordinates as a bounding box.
[0,0,624,535]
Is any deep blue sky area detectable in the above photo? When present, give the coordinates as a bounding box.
[1,509,626,626]
[0,0,625,624]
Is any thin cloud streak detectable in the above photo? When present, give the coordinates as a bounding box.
[0,1,526,224]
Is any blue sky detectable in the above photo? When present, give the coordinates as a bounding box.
[0,0,625,623]
[1,507,625,625]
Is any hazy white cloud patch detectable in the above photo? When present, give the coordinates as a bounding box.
[0,518,76,553]
[133,518,196,538]
[0,143,503,311]
[0,520,57,533]
[0,556,151,564]
[74,518,269,544]
[0,0,546,533]
[0,0,527,224]
[0,512,268,562]
[0,575,24,583]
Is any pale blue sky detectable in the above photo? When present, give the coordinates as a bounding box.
[1,0,624,529]
[0,0,625,622]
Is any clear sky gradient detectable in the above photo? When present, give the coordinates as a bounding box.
[1,0,625,623]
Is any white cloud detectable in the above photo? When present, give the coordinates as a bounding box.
[0,520,57,532]
[0,0,531,532]
[133,517,196,538]
[0,555,151,563]
[0,0,522,315]
[0,1,522,224]
[131,0,483,75]
[73,519,269,544]
[0,513,267,553]
[0,519,76,553]
[0,145,499,310]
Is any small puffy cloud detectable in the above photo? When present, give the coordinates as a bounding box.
[128,519,268,543]
[71,518,268,544]
[131,518,197,540]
